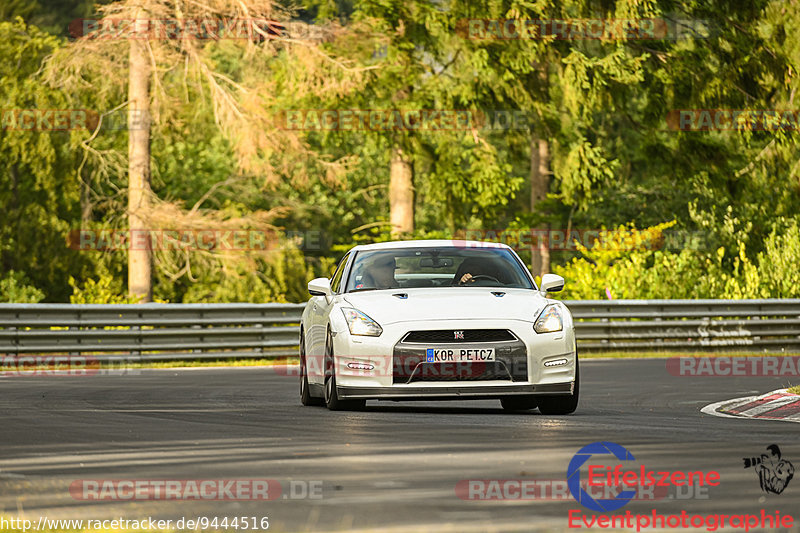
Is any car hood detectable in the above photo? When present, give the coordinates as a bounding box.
[341,287,548,325]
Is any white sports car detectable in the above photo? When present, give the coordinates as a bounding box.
[299,240,578,413]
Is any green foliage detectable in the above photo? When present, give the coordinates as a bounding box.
[0,19,97,302]
[554,220,800,300]
[0,271,45,303]
[181,244,316,303]
[1,0,102,37]
[68,275,141,304]
[733,219,800,298]
[5,2,800,302]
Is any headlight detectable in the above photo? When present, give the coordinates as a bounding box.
[341,307,383,336]
[534,305,563,333]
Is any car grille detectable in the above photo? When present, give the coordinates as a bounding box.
[401,329,516,343]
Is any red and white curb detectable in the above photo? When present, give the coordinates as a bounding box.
[702,389,800,423]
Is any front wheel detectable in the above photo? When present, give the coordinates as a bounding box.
[323,331,365,411]
[300,330,323,406]
[537,360,580,415]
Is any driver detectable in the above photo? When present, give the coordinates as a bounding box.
[455,258,502,285]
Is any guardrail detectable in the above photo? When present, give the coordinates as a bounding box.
[0,303,304,361]
[0,299,798,361]
[567,299,800,352]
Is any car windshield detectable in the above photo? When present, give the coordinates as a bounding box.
[345,247,535,292]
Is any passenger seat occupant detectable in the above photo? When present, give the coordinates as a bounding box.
[358,255,399,289]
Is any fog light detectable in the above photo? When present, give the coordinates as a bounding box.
[347,362,375,370]
[544,358,568,367]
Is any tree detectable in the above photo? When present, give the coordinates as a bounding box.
[529,133,551,276]
[49,0,360,301]
[298,0,526,237]
[389,145,414,235]
[127,36,152,300]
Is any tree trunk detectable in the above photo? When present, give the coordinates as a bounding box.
[80,178,92,224]
[127,39,152,302]
[529,133,551,279]
[389,145,414,236]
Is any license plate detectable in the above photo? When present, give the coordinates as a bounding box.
[425,347,496,363]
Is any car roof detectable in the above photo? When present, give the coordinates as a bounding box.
[349,239,512,252]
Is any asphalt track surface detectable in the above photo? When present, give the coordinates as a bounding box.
[2,359,800,532]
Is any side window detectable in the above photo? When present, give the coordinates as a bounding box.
[330,253,350,293]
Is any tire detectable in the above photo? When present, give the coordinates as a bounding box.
[299,330,323,406]
[537,359,580,415]
[323,331,365,411]
[500,396,538,411]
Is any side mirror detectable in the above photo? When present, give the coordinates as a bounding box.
[540,273,565,293]
[308,278,332,297]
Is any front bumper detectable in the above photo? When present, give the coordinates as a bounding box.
[327,318,577,398]
[337,381,574,400]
